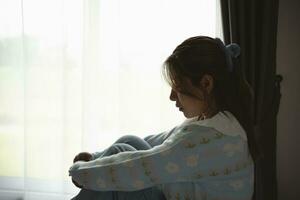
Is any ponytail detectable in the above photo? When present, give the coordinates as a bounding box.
[229,54,260,162]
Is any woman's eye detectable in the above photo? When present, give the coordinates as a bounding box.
[173,85,182,91]
[173,88,182,93]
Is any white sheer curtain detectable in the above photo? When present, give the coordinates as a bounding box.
[0,0,222,199]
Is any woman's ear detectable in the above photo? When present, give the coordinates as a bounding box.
[200,74,214,94]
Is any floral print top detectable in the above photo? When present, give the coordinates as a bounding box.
[69,111,254,200]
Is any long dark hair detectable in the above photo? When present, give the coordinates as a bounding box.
[162,36,259,162]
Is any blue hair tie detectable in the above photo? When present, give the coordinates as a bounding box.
[214,38,240,72]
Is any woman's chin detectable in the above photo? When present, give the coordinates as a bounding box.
[182,111,191,118]
[183,112,199,119]
[181,110,196,118]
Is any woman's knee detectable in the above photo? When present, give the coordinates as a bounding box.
[115,135,151,150]
[115,135,142,143]
[105,143,136,156]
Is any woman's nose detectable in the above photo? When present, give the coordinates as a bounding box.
[169,89,177,101]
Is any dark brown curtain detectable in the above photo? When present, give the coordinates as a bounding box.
[220,0,282,200]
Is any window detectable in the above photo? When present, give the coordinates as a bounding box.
[0,0,223,199]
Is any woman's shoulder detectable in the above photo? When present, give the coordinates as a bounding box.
[175,111,248,142]
[170,123,231,144]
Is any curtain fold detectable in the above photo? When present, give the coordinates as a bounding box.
[220,0,282,200]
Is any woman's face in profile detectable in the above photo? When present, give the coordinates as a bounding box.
[169,75,213,118]
[169,88,204,118]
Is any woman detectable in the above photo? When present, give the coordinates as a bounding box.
[69,36,258,200]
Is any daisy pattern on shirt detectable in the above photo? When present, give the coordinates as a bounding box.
[96,177,106,188]
[165,162,180,173]
[186,155,199,167]
[132,180,144,189]
[223,140,244,157]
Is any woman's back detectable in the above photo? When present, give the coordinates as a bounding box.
[158,111,254,200]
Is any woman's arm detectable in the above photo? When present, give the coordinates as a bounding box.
[69,124,251,191]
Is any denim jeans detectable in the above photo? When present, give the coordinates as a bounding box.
[71,135,166,200]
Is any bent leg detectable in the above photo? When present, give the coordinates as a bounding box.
[100,143,137,157]
[71,143,135,200]
[92,135,151,159]
[71,189,116,200]
[118,187,166,200]
[71,140,165,200]
[114,135,152,150]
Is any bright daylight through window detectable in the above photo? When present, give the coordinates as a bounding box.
[0,0,222,199]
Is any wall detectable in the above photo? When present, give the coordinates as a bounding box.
[276,0,300,199]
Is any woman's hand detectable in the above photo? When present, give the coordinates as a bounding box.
[73,152,93,163]
[72,152,93,188]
